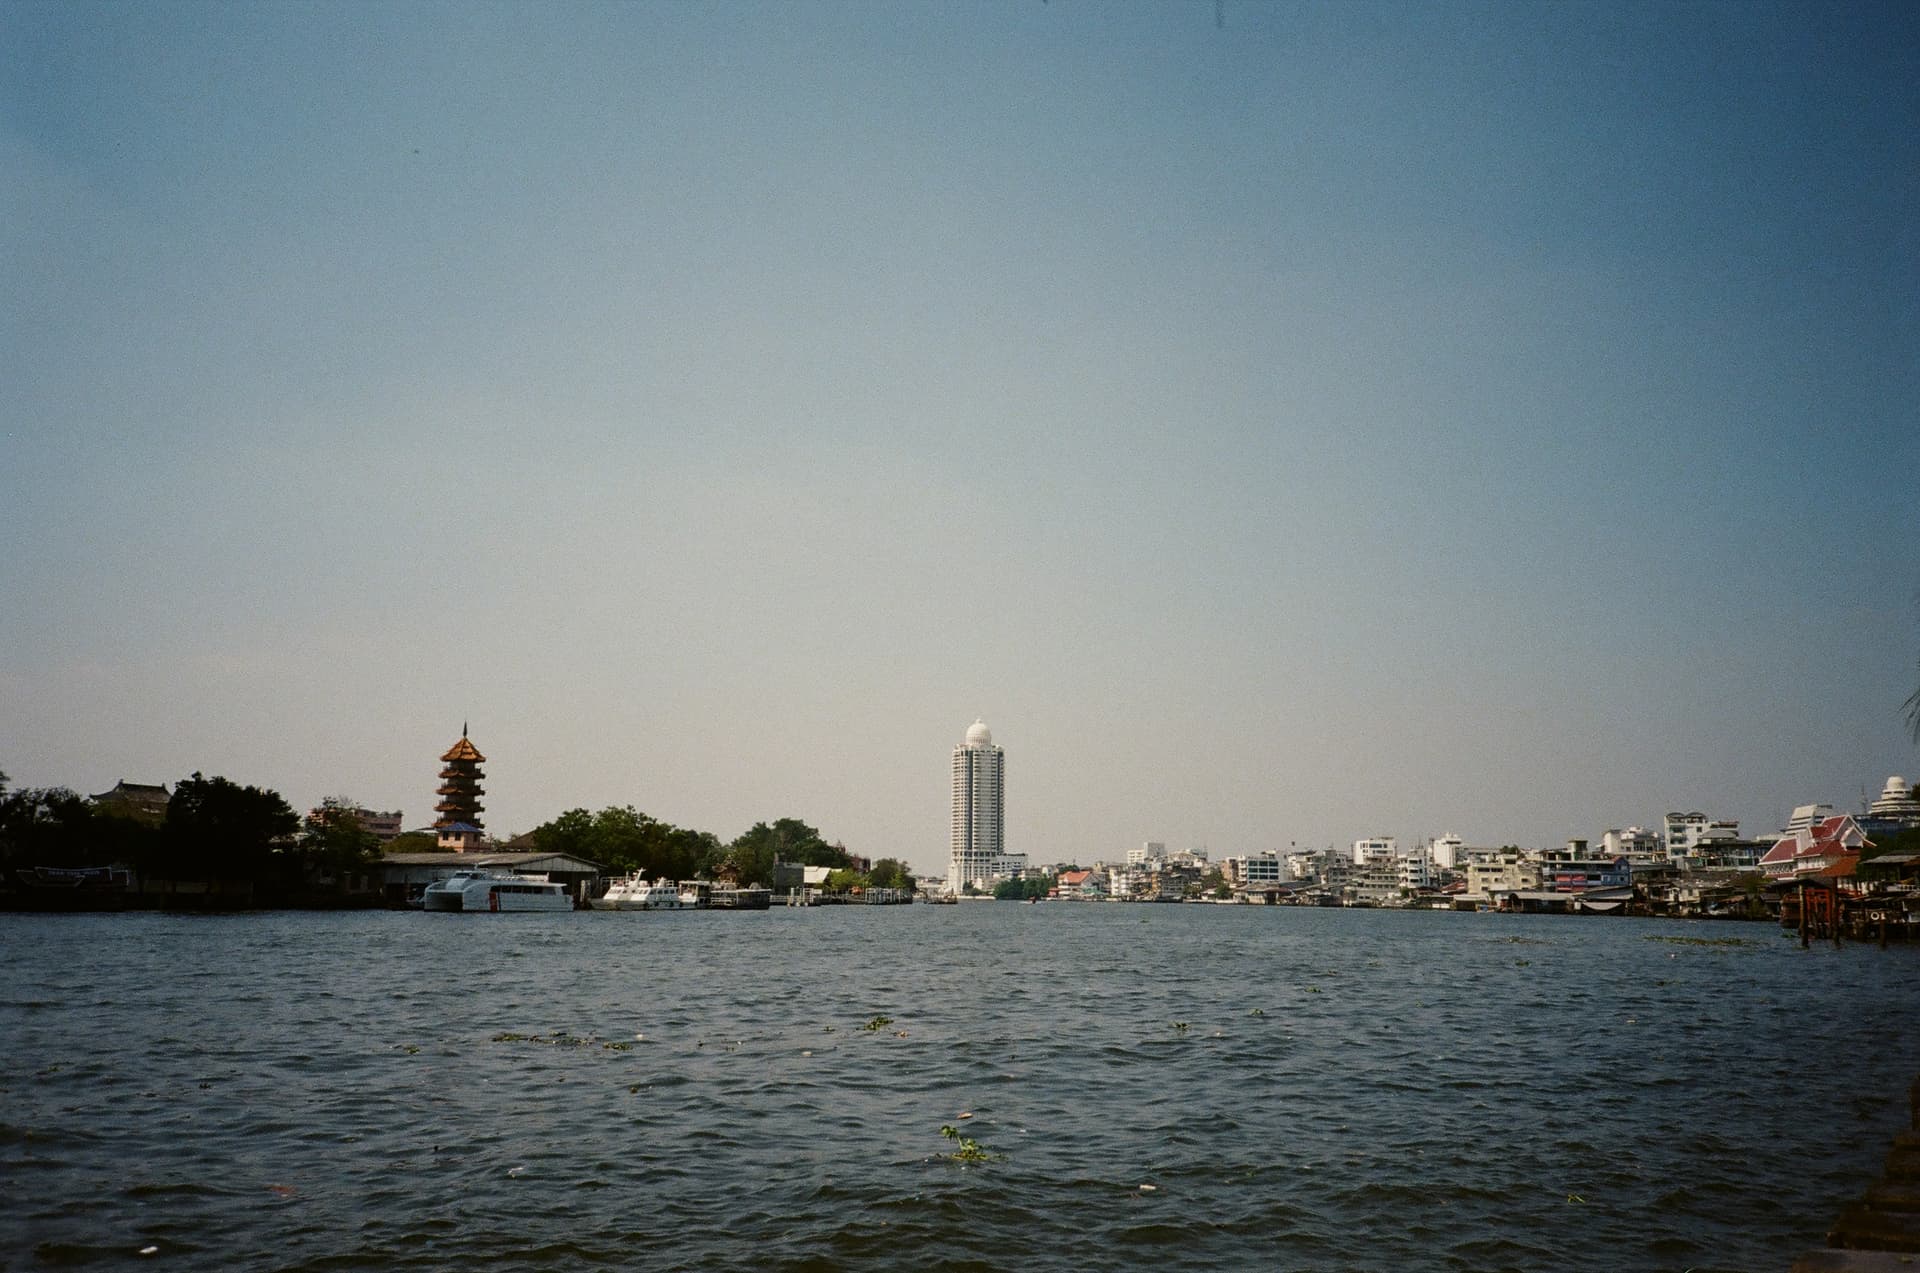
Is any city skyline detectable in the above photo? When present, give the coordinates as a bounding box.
[3,2,1916,877]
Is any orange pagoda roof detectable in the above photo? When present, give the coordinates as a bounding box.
[441,735,485,763]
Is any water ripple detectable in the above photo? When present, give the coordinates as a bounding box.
[2,908,1917,1269]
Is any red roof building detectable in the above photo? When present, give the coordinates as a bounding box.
[1759,814,1870,879]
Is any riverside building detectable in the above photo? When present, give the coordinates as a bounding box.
[948,719,1006,895]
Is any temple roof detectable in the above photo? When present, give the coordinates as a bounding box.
[441,736,485,763]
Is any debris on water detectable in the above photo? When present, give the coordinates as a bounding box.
[1248,1008,1264,1016]
[940,1124,992,1162]
[957,1111,973,1119]
[1139,1183,1158,1192]
[139,1246,159,1256]
[1172,1022,1189,1033]
[861,1015,893,1032]
[801,1050,813,1057]
[1566,1192,1585,1203]
[893,1030,909,1038]
[507,1165,527,1178]
[268,1184,295,1197]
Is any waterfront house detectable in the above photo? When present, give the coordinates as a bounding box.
[1053,868,1103,901]
[1758,814,1870,879]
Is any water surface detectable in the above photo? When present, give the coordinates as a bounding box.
[4,905,1915,1271]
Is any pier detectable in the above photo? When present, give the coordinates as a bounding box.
[1792,1076,1920,1269]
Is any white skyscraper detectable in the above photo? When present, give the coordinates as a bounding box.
[948,718,1004,894]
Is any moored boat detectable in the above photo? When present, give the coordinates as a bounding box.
[599,873,686,910]
[421,869,571,913]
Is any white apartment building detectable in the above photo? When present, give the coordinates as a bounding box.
[1602,826,1664,859]
[1242,852,1282,884]
[1352,836,1397,864]
[1428,834,1464,871]
[1466,851,1542,897]
[1664,812,1738,859]
[1127,841,1167,865]
[1398,854,1431,891]
[947,719,1005,895]
[1869,776,1920,823]
[1353,858,1405,905]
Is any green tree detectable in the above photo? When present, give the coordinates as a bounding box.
[826,867,868,892]
[721,818,846,886]
[868,858,914,892]
[531,807,596,859]
[0,786,100,869]
[529,807,723,881]
[301,798,383,879]
[384,830,437,853]
[160,772,299,879]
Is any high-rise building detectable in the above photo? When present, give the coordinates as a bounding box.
[948,718,1004,894]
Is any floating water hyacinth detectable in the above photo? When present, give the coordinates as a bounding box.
[861,1015,893,1032]
[940,1125,991,1162]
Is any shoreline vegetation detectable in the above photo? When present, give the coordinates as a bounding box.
[0,767,915,911]
[4,767,1917,931]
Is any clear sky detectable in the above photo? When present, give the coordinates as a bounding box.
[3,1,1916,874]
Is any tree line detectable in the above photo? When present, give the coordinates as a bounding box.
[0,770,382,891]
[527,808,914,893]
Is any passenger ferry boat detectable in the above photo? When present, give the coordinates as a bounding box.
[422,870,572,913]
[599,873,685,910]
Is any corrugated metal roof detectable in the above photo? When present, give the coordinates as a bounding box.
[382,851,604,870]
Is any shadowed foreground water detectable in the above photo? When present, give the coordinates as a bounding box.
[3,905,1917,1271]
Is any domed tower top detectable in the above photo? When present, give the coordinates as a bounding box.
[964,719,993,749]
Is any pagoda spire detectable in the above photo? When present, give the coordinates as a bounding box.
[434,726,487,832]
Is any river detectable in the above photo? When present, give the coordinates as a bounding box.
[4,905,1916,1271]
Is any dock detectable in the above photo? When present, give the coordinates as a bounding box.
[1792,1076,1920,1269]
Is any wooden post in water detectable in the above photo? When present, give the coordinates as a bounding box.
[1800,883,1810,949]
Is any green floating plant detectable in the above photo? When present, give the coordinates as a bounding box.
[940,1125,992,1162]
[861,1015,894,1032]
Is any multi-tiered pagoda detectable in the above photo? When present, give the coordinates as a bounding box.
[434,725,486,851]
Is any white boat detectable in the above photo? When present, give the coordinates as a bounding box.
[422,869,572,913]
[599,873,685,910]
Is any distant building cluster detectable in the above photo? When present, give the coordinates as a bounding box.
[928,723,1920,914]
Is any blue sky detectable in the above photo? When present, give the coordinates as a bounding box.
[3,1,1915,872]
